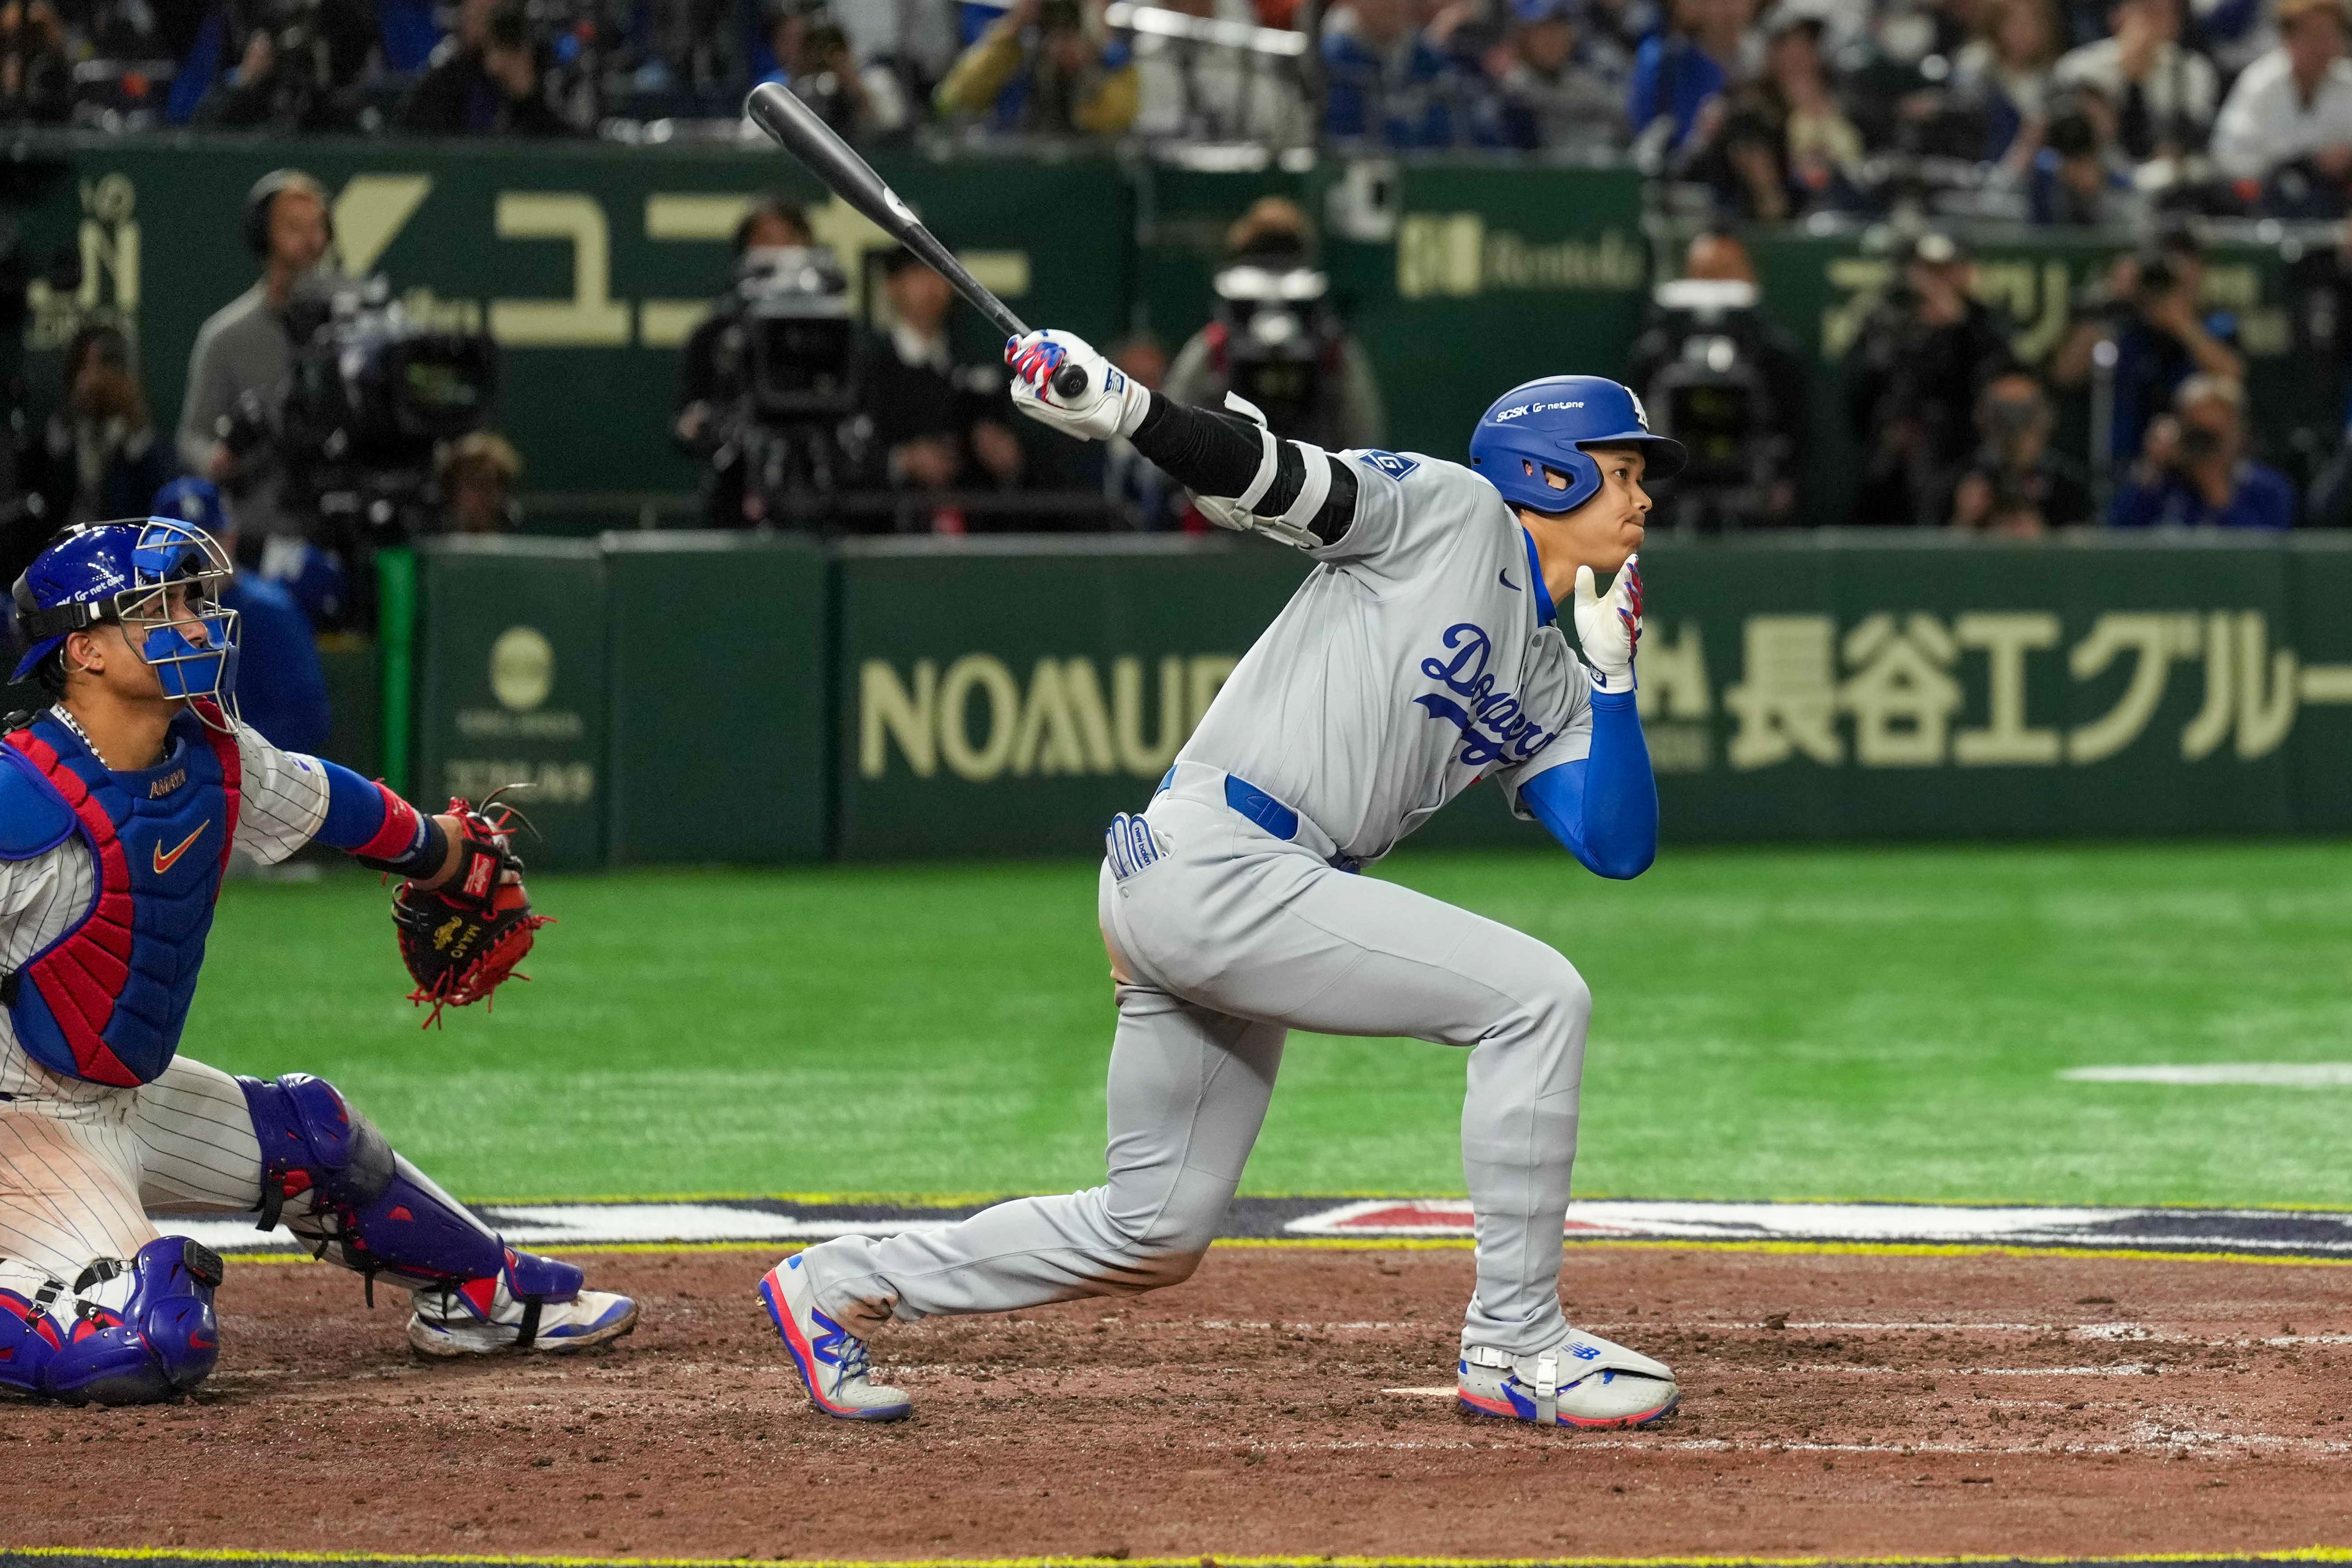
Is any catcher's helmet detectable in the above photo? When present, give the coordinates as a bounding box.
[9,519,240,722]
[1468,375,1686,515]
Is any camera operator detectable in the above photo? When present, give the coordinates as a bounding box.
[2108,373,2296,529]
[674,199,876,528]
[176,169,333,551]
[1844,230,2019,527]
[1947,371,2091,535]
[853,247,1027,523]
[2047,223,2243,467]
[1162,197,1385,452]
[935,0,1139,138]
[23,323,172,527]
[2012,85,2148,224]
[196,0,381,131]
[1623,231,1807,528]
[396,0,571,135]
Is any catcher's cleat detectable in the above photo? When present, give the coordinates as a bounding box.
[759,1253,912,1421]
[407,1274,638,1357]
[1457,1329,1679,1428]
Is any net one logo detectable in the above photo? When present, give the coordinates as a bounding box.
[860,654,1241,784]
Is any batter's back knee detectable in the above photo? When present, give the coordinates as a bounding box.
[1098,1170,1233,1289]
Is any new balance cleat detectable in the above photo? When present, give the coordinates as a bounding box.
[1458,1328,1679,1428]
[759,1252,911,1421]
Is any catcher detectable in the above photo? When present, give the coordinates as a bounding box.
[0,517,636,1406]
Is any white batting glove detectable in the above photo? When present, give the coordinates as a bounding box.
[1572,554,1643,694]
[1005,329,1150,443]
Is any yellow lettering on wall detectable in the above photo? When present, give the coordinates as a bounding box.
[938,655,1021,781]
[861,659,936,779]
[334,175,434,277]
[489,193,631,348]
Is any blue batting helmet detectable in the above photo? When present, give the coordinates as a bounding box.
[1467,375,1687,515]
[9,520,239,717]
[152,476,229,537]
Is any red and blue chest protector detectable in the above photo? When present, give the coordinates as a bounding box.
[0,703,241,1087]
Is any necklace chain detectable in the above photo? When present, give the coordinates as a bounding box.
[48,705,113,771]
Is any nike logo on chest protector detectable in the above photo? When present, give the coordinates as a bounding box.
[153,821,210,874]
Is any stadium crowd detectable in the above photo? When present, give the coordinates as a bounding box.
[1,0,2343,226]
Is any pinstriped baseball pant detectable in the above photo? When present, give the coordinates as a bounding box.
[0,1055,264,1279]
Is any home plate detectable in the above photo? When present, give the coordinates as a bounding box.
[1384,1387,1462,1397]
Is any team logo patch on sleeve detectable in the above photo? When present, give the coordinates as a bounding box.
[1359,450,1421,480]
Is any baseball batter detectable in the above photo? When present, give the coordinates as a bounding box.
[763,329,1680,1430]
[0,518,636,1406]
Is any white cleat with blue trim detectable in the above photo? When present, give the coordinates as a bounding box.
[759,1253,913,1422]
[1457,1329,1679,1428]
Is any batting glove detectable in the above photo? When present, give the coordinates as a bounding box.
[1572,554,1642,694]
[1006,329,1149,443]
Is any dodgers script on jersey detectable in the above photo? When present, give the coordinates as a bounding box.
[1177,448,1594,863]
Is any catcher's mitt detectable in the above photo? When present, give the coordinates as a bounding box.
[392,792,551,1027]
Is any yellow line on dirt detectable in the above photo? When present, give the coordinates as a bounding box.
[215,1237,2352,1269]
[6,1546,2352,1568]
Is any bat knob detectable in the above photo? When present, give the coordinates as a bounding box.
[1051,363,1090,400]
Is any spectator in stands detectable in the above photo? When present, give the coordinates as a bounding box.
[2109,374,2296,529]
[857,247,1026,511]
[151,477,331,758]
[1947,371,2091,534]
[758,1,910,140]
[1844,230,2019,526]
[1162,196,1386,451]
[397,0,571,134]
[1321,0,1466,146]
[195,0,378,130]
[1132,0,1312,144]
[2018,84,2149,221]
[1628,0,1757,159]
[2050,0,2216,161]
[935,0,1139,136]
[1702,5,1867,219]
[437,432,523,534]
[2209,0,2352,215]
[24,324,172,528]
[1483,0,1625,152]
[0,0,72,122]
[2048,224,2242,464]
[1952,0,2062,159]
[179,169,332,551]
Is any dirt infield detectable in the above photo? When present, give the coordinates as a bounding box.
[5,1242,2352,1562]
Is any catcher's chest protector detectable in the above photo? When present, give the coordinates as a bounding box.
[1,706,242,1087]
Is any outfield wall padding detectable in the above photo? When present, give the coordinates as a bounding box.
[411,531,2352,866]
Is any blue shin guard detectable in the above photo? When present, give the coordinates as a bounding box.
[237,1073,583,1323]
[0,1237,224,1405]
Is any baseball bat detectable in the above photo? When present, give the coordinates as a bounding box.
[743,82,1089,400]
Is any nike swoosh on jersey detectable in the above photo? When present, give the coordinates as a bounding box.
[153,821,210,874]
[1500,569,1521,591]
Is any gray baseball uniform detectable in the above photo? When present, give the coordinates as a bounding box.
[800,448,1604,1358]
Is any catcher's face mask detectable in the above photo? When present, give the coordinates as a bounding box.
[119,519,241,728]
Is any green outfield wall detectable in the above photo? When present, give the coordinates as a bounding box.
[0,137,1645,489]
[404,531,2352,868]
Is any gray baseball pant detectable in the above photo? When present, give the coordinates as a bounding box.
[799,770,1592,1357]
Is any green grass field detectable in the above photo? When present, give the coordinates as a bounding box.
[184,840,2352,1210]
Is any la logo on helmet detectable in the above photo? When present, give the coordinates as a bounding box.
[1629,391,1652,431]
